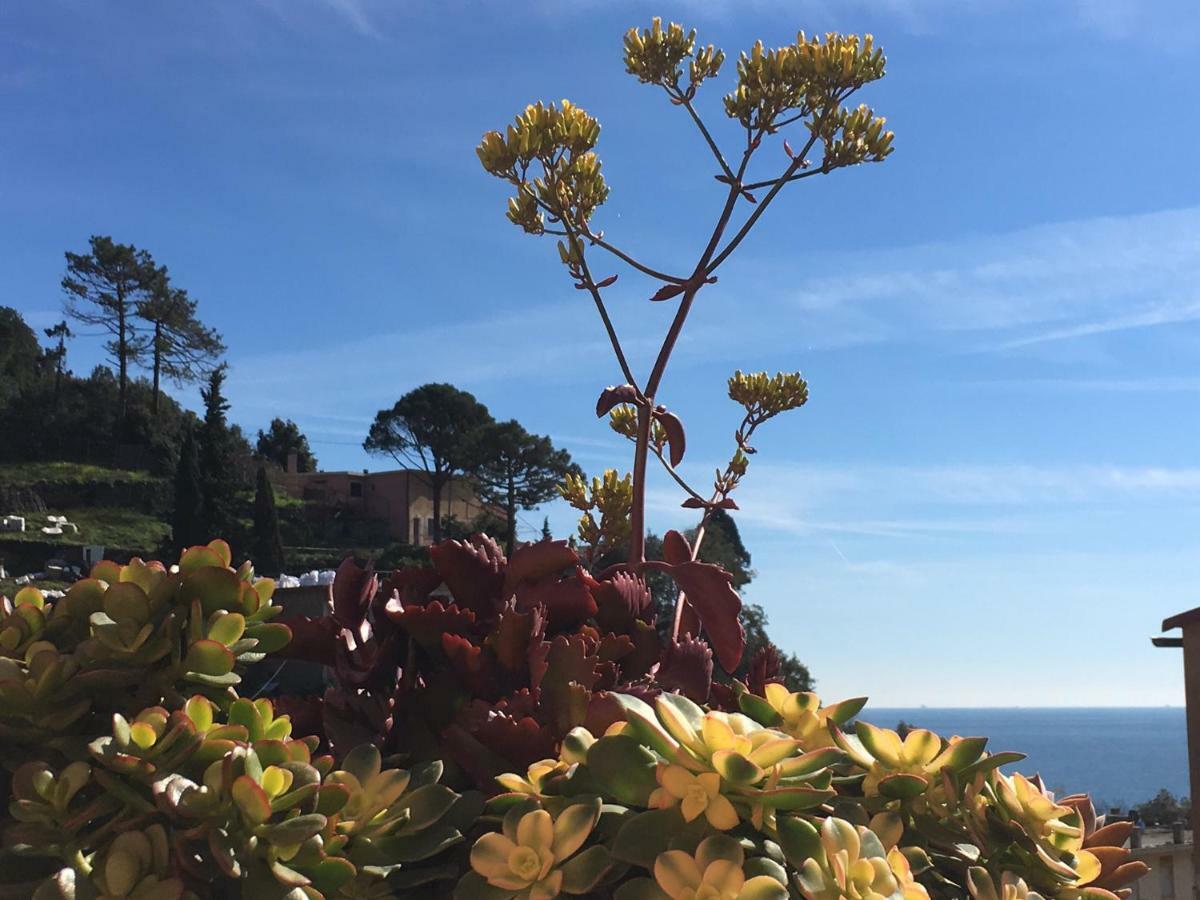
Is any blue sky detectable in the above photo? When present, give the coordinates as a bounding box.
[3,0,1200,707]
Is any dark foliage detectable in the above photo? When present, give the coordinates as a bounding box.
[256,416,318,473]
[252,465,286,576]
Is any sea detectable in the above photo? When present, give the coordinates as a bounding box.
[867,708,1187,812]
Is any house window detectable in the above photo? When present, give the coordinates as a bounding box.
[412,517,421,544]
[349,481,362,498]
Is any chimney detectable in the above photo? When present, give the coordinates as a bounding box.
[286,450,299,474]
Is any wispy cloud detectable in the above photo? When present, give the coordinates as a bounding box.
[763,206,1200,352]
[645,460,1200,541]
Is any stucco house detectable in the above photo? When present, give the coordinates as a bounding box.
[271,451,494,545]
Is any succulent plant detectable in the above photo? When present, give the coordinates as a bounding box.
[6,696,475,899]
[274,537,756,791]
[0,540,290,767]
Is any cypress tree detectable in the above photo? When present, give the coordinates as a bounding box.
[251,465,285,576]
[172,424,205,552]
[198,365,236,540]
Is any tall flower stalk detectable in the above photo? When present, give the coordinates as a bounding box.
[478,20,894,652]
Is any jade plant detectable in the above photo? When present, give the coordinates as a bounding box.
[0,540,289,770]
[0,545,479,898]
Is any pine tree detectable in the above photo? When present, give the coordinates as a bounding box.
[251,465,286,576]
[173,424,205,552]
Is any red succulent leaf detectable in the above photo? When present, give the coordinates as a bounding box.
[488,603,539,676]
[529,635,600,732]
[622,619,663,681]
[717,498,739,510]
[657,636,714,704]
[453,713,558,781]
[331,557,377,632]
[515,571,596,632]
[708,681,739,712]
[595,274,618,288]
[270,695,325,745]
[662,530,692,566]
[442,633,499,700]
[504,539,580,594]
[590,570,653,633]
[643,560,745,672]
[677,598,701,641]
[653,408,687,467]
[650,283,687,303]
[429,536,505,617]
[379,566,443,607]
[681,497,706,509]
[271,615,339,666]
[746,643,783,696]
[385,600,477,652]
[595,384,640,417]
[583,692,629,737]
[596,633,635,664]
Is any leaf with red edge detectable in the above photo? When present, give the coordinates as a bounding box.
[595,384,639,418]
[529,635,600,733]
[331,557,377,629]
[681,498,706,509]
[504,540,580,593]
[657,636,714,703]
[442,633,498,699]
[653,408,686,467]
[231,775,271,824]
[662,531,692,566]
[488,605,539,676]
[717,498,739,510]
[650,283,687,303]
[644,560,744,673]
[207,539,232,567]
[386,600,477,652]
[430,536,505,617]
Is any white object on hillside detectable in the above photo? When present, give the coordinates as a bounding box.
[1,516,25,532]
[41,526,63,536]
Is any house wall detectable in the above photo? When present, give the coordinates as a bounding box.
[272,466,491,545]
[1130,842,1192,899]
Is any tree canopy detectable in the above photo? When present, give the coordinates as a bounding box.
[136,277,224,412]
[62,236,158,428]
[363,383,493,542]
[257,418,318,473]
[472,419,579,556]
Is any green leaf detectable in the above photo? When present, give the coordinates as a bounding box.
[184,639,235,677]
[878,772,929,800]
[258,813,327,846]
[611,808,684,867]
[207,613,246,646]
[614,878,670,900]
[560,845,613,893]
[454,871,514,900]
[244,623,291,654]
[776,815,821,868]
[586,735,657,806]
[737,691,781,726]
